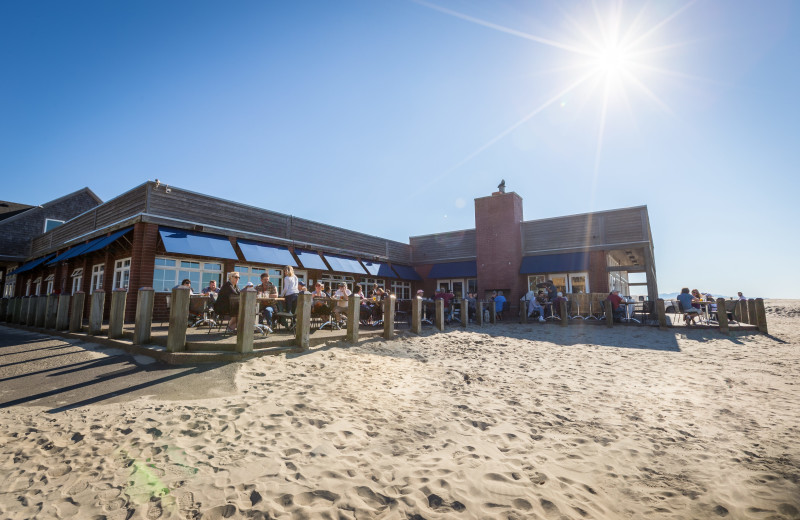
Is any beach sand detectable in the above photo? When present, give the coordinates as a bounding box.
[1,300,798,519]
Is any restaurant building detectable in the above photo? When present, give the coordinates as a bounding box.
[0,181,657,320]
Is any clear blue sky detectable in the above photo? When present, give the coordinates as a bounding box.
[2,1,798,298]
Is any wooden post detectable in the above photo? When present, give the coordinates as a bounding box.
[166,286,190,352]
[739,299,749,324]
[295,292,312,350]
[755,298,768,334]
[490,302,497,324]
[656,298,667,330]
[2,298,11,322]
[460,299,468,328]
[410,296,422,335]
[747,300,757,328]
[477,301,485,326]
[0,299,7,322]
[435,299,444,331]
[520,299,528,324]
[559,300,568,327]
[604,299,614,328]
[56,294,71,330]
[133,288,154,345]
[69,292,86,332]
[45,294,59,329]
[108,289,127,339]
[34,296,47,327]
[346,294,361,342]
[716,297,729,335]
[14,297,25,324]
[383,295,395,340]
[88,290,105,335]
[236,287,257,353]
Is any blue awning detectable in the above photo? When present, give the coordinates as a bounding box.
[362,261,396,278]
[428,260,477,278]
[238,239,297,267]
[9,254,55,275]
[294,248,328,270]
[520,252,590,274]
[323,253,368,275]
[46,235,107,265]
[391,264,422,281]
[80,227,134,255]
[158,227,239,260]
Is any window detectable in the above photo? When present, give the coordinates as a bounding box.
[321,274,354,292]
[391,280,411,300]
[113,258,131,290]
[360,277,385,296]
[71,268,83,295]
[153,257,223,292]
[45,274,55,295]
[25,279,31,296]
[44,219,65,233]
[3,274,16,298]
[435,278,474,298]
[32,276,42,296]
[237,265,306,293]
[527,273,590,294]
[90,264,104,294]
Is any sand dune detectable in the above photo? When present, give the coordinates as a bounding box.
[1,300,799,519]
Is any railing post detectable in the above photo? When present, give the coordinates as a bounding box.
[89,290,105,335]
[410,296,422,335]
[15,297,26,324]
[34,296,47,327]
[295,292,312,350]
[738,299,749,324]
[716,297,729,335]
[460,299,468,328]
[56,294,71,330]
[490,302,497,324]
[236,287,257,353]
[559,300,568,327]
[755,298,768,334]
[108,288,127,339]
[604,300,614,327]
[133,288,154,345]
[435,299,444,331]
[747,299,757,328]
[477,301,485,326]
[656,298,667,330]
[0,298,7,322]
[733,300,742,323]
[520,299,528,324]
[383,295,395,340]
[346,294,361,343]
[166,286,190,352]
[45,293,59,329]
[70,292,85,332]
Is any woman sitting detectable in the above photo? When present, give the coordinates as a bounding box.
[215,271,241,332]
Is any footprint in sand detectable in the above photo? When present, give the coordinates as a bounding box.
[294,490,340,506]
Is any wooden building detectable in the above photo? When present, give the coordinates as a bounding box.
[1,182,657,320]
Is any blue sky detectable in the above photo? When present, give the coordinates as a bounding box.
[1,1,798,297]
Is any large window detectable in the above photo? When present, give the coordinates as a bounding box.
[90,264,104,294]
[435,278,476,298]
[391,280,411,300]
[45,274,55,295]
[237,265,306,292]
[113,258,131,290]
[153,258,223,292]
[71,268,83,295]
[321,274,354,292]
[527,273,589,294]
[360,277,385,296]
[2,274,15,298]
[33,277,42,296]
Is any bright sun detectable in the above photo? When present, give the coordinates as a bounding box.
[595,44,629,75]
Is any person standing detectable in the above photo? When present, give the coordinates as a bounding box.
[280,265,299,314]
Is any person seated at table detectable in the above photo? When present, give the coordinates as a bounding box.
[297,281,309,294]
[465,291,477,322]
[216,272,241,332]
[255,273,278,327]
[332,282,351,323]
[705,293,717,313]
[353,284,366,299]
[690,289,703,309]
[173,279,195,294]
[606,289,626,321]
[312,282,328,298]
[434,286,456,321]
[492,290,506,318]
[677,287,701,325]
[201,279,219,295]
[521,284,545,322]
[553,291,568,319]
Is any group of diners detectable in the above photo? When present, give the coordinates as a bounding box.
[521,280,570,322]
[674,288,748,325]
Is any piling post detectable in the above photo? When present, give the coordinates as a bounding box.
[34,296,47,327]
[56,294,71,330]
[0,298,7,322]
[236,287,257,353]
[604,300,614,328]
[133,288,154,345]
[656,299,667,330]
[477,301,485,326]
[45,294,59,329]
[295,292,312,350]
[716,298,729,335]
[460,299,469,328]
[490,302,497,324]
[346,294,361,342]
[410,296,422,335]
[435,299,444,331]
[108,288,127,339]
[520,300,528,324]
[166,286,190,352]
[383,295,396,340]
[733,299,743,323]
[755,298,768,334]
[14,297,25,324]
[69,292,86,332]
[88,290,105,335]
[559,300,568,327]
[747,300,757,328]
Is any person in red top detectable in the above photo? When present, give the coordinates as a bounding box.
[434,286,456,321]
[606,289,626,321]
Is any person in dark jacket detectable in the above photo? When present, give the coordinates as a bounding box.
[215,272,241,332]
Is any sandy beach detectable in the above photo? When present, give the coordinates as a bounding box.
[1,300,798,520]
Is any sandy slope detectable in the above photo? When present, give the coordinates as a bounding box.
[1,300,798,519]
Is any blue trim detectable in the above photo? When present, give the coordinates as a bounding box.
[46,235,106,265]
[158,227,239,260]
[294,248,328,270]
[519,252,590,274]
[428,261,477,278]
[362,261,397,278]
[238,239,297,267]
[391,264,422,281]
[323,253,368,275]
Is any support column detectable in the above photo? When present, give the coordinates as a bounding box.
[733,299,743,323]
[89,290,105,335]
[477,301,485,326]
[166,286,190,352]
[133,288,154,345]
[739,299,749,324]
[410,296,421,335]
[70,292,86,332]
[45,294,59,329]
[14,297,24,324]
[236,287,257,353]
[460,299,468,328]
[435,299,444,331]
[108,289,127,339]
[604,300,614,327]
[520,299,528,324]
[559,300,568,327]
[0,299,7,321]
[490,301,496,324]
[755,298,768,334]
[34,296,47,327]
[56,295,71,330]
[27,296,39,326]
[346,294,361,343]
[747,300,757,327]
[716,297,729,335]
[656,299,667,330]
[383,295,395,340]
[295,293,312,350]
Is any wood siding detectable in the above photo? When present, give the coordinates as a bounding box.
[409,229,476,264]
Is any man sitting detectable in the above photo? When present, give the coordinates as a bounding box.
[521,284,545,322]
[434,286,456,321]
[606,289,626,321]
[202,279,219,295]
[553,291,568,319]
[332,283,351,324]
[676,287,701,325]
[255,273,278,330]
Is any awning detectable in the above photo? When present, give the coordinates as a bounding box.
[391,264,422,281]
[520,252,590,274]
[294,248,328,270]
[9,255,55,275]
[428,260,477,278]
[46,235,107,265]
[362,261,396,278]
[158,227,238,260]
[80,226,134,255]
[323,253,368,275]
[238,239,297,267]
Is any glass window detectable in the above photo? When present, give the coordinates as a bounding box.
[155,258,176,267]
[46,280,54,294]
[71,270,83,295]
[321,274,355,292]
[391,280,411,300]
[3,273,16,298]
[360,277,385,296]
[44,219,64,233]
[154,257,221,292]
[90,264,104,294]
[113,258,132,290]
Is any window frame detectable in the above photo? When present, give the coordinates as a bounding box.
[90,263,104,294]
[43,218,65,233]
[153,257,224,293]
[391,280,411,300]
[113,257,132,290]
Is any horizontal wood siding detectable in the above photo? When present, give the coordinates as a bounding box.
[604,208,645,244]
[386,242,412,264]
[95,185,147,228]
[410,230,476,263]
[522,207,648,253]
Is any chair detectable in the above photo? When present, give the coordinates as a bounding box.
[569,295,585,320]
[633,301,654,325]
[188,295,216,328]
[394,299,410,327]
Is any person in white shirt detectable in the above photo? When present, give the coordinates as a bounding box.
[280,265,299,313]
[332,282,352,322]
[521,283,545,322]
